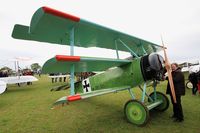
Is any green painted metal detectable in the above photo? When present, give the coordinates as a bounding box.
[147,100,162,110]
[74,58,144,94]
[42,56,131,73]
[115,40,119,59]
[153,81,157,100]
[70,27,75,55]
[80,57,130,62]
[53,96,67,107]
[70,64,75,95]
[81,86,130,99]
[148,92,169,111]
[128,88,135,99]
[12,7,163,56]
[124,100,149,126]
[141,44,147,55]
[138,85,153,102]
[51,84,68,91]
[70,27,75,95]
[53,86,130,107]
[131,58,144,86]
[141,83,147,103]
[117,39,139,58]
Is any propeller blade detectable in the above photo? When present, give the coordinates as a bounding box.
[161,37,177,103]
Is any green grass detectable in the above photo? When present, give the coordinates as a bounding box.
[0,75,200,133]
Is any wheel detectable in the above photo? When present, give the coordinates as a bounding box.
[124,100,149,126]
[149,92,169,112]
[186,81,193,89]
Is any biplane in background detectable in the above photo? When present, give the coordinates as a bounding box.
[0,58,38,94]
[12,7,176,126]
[179,61,200,73]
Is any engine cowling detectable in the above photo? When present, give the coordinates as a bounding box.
[140,53,165,81]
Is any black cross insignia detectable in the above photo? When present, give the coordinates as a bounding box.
[83,80,90,92]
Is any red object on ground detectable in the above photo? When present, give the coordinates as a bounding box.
[197,81,200,94]
[55,55,80,62]
[42,6,80,22]
[67,94,81,102]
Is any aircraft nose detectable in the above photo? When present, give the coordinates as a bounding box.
[140,53,165,81]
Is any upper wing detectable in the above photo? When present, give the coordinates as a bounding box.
[12,6,162,56]
[42,55,131,73]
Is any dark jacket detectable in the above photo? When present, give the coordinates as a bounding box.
[188,72,198,84]
[166,68,185,96]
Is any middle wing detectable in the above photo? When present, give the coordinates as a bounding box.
[42,55,132,73]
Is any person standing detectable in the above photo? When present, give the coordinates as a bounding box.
[166,63,185,122]
[197,71,200,94]
[188,72,198,95]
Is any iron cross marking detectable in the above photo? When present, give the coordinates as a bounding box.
[83,80,90,92]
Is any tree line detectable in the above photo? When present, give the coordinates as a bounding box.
[0,63,41,77]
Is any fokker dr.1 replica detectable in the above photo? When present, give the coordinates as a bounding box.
[12,7,176,126]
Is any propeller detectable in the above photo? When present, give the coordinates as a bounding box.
[161,37,177,103]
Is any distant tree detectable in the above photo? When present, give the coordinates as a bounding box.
[0,66,12,72]
[30,63,41,73]
[0,66,13,76]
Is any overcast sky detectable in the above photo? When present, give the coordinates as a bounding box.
[0,0,200,69]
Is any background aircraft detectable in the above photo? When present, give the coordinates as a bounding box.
[0,58,38,94]
[179,61,200,73]
[12,6,176,126]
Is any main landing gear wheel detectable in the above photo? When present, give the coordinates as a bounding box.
[124,100,149,126]
[149,92,169,112]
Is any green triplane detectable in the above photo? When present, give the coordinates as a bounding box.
[12,6,170,126]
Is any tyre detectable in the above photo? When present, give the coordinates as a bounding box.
[148,92,169,112]
[124,100,149,126]
[186,81,193,89]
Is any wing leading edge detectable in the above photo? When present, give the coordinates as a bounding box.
[12,6,163,57]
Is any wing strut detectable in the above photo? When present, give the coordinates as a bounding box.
[116,39,139,58]
[70,27,75,95]
[115,40,120,59]
[140,40,147,55]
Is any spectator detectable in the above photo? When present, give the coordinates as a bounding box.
[188,72,198,95]
[166,63,185,122]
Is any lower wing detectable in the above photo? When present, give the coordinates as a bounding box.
[52,86,131,108]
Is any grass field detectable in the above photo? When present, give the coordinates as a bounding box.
[0,75,200,133]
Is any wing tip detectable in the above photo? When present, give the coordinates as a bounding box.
[42,6,80,22]
[55,55,81,62]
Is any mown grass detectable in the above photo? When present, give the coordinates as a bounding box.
[0,75,199,133]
